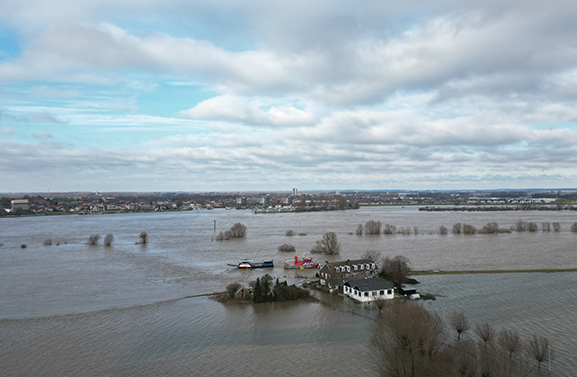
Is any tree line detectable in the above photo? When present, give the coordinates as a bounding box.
[355,220,577,235]
[372,302,551,376]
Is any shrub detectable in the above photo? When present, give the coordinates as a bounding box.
[21,244,27,249]
[572,222,577,232]
[285,230,295,236]
[227,223,247,238]
[310,232,341,255]
[514,220,528,232]
[553,222,561,232]
[479,222,499,234]
[452,223,462,234]
[527,222,539,232]
[439,226,448,235]
[364,220,382,235]
[278,244,296,252]
[383,224,397,235]
[541,222,551,232]
[43,239,53,246]
[104,234,114,246]
[462,224,477,235]
[356,224,363,235]
[88,234,101,245]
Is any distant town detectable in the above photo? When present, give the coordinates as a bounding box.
[2,188,577,217]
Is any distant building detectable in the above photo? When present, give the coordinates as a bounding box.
[11,199,29,210]
[292,187,298,195]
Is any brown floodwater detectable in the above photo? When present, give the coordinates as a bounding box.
[1,207,576,375]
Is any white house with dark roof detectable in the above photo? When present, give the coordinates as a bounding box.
[343,278,394,302]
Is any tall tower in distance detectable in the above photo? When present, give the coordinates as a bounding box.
[292,187,298,196]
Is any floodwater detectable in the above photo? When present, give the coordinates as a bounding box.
[1,206,576,376]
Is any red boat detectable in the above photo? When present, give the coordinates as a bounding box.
[283,255,319,269]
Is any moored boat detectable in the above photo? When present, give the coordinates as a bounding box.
[284,255,319,269]
[228,259,274,269]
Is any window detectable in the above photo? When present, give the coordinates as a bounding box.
[387,290,392,295]
[364,292,368,297]
[380,290,385,295]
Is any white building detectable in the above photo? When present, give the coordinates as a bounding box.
[343,278,395,302]
[11,199,29,210]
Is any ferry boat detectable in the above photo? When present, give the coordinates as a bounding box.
[228,259,274,269]
[283,255,319,269]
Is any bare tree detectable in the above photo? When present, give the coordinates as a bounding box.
[526,335,550,369]
[571,222,577,232]
[449,311,470,340]
[88,234,101,245]
[285,230,295,236]
[527,222,539,232]
[364,220,382,235]
[553,222,561,232]
[383,224,397,235]
[381,255,411,288]
[514,220,528,232]
[104,234,114,246]
[462,224,477,235]
[454,340,478,377]
[43,239,53,246]
[356,224,363,235]
[541,222,551,232]
[479,222,499,234]
[452,223,462,234]
[371,303,451,377]
[498,329,522,359]
[227,223,247,238]
[362,250,381,263]
[475,322,496,347]
[439,225,448,235]
[413,226,418,235]
[310,232,341,255]
[139,231,148,244]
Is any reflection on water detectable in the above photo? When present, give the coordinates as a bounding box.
[1,207,576,376]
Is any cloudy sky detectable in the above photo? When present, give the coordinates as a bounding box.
[1,0,577,192]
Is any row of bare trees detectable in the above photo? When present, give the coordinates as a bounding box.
[372,303,552,376]
[356,220,576,236]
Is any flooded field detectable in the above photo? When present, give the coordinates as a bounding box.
[1,206,576,376]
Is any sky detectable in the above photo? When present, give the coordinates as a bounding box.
[1,0,577,193]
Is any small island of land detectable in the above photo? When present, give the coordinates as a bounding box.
[213,274,316,304]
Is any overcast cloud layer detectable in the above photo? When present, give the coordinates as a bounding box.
[1,0,577,192]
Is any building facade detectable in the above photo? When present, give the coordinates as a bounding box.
[343,278,395,302]
[319,258,378,291]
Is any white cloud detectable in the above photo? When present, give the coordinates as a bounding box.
[180,95,316,126]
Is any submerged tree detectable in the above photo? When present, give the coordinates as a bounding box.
[310,232,341,255]
[452,223,462,234]
[139,231,148,244]
[104,234,114,246]
[356,224,363,235]
[88,234,100,245]
[364,220,382,235]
